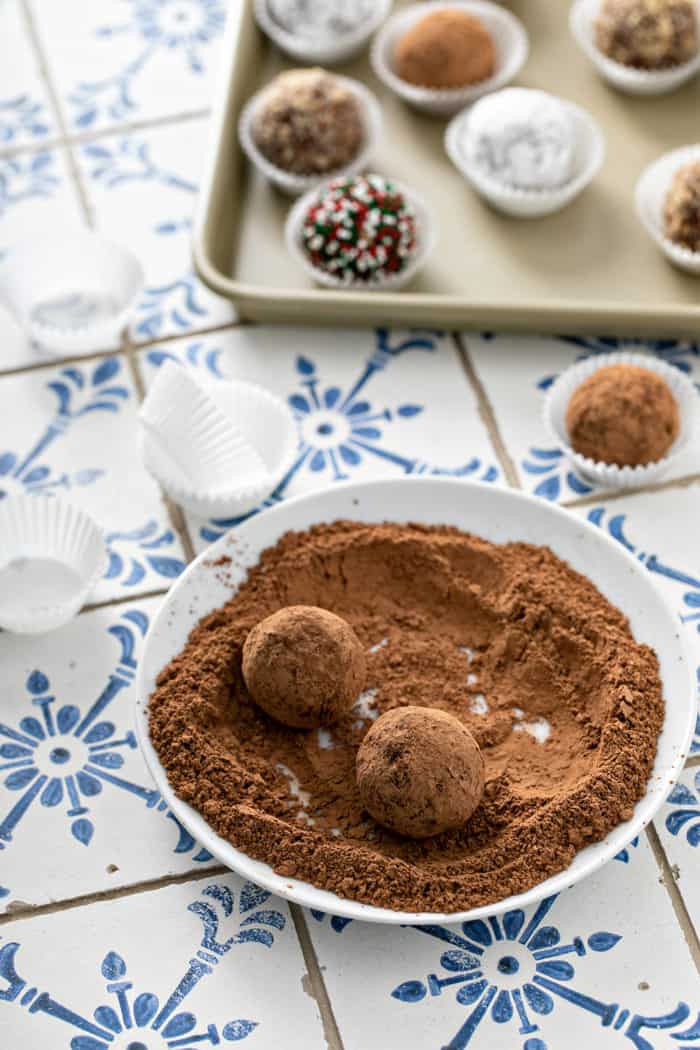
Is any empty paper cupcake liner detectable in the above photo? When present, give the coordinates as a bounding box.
[253,0,393,65]
[0,494,106,634]
[238,75,382,197]
[370,0,529,117]
[445,97,605,218]
[544,351,700,490]
[141,375,299,519]
[636,144,700,275]
[570,0,700,96]
[285,178,436,291]
[140,361,267,492]
[0,228,144,355]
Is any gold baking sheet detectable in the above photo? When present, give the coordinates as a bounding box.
[193,0,700,334]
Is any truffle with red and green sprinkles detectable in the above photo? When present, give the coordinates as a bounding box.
[300,174,418,284]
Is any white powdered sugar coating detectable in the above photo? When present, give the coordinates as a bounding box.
[268,0,373,38]
[464,87,576,190]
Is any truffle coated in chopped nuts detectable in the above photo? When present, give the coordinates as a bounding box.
[595,0,698,69]
[565,364,680,467]
[664,159,700,251]
[394,9,496,89]
[242,605,366,728]
[251,68,364,175]
[356,706,485,838]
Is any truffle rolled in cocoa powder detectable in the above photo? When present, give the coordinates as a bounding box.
[356,706,485,838]
[394,9,495,88]
[565,364,679,467]
[242,605,366,729]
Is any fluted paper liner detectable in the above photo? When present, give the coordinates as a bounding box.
[253,0,393,65]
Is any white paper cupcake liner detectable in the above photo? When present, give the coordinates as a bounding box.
[142,376,299,519]
[370,0,529,117]
[0,228,144,355]
[253,0,393,64]
[139,361,267,493]
[635,144,700,275]
[544,351,700,490]
[445,94,605,218]
[0,494,106,634]
[285,176,436,290]
[238,75,382,197]
[570,0,700,95]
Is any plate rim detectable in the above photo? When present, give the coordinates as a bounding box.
[135,476,696,924]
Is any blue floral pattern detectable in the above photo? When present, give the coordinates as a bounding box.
[143,330,499,543]
[524,337,699,502]
[0,151,60,220]
[0,95,50,146]
[0,880,281,1047]
[665,769,700,847]
[392,895,700,1049]
[0,610,209,863]
[83,137,210,338]
[69,0,225,128]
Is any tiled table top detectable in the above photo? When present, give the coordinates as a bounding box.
[2,4,700,1048]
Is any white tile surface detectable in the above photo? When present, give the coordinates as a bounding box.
[307,836,700,1050]
[0,148,86,372]
[0,599,218,912]
[658,763,700,943]
[29,0,225,132]
[77,121,235,342]
[0,354,186,600]
[137,327,502,549]
[466,334,700,504]
[0,1,56,150]
[0,873,324,1049]
[571,483,700,753]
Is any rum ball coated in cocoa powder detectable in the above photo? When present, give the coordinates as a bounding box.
[394,9,496,89]
[241,605,366,729]
[565,364,680,467]
[356,706,485,839]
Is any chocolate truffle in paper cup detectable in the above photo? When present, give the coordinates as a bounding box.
[0,494,106,634]
[238,69,382,196]
[370,0,528,116]
[636,145,700,273]
[445,88,605,218]
[544,351,699,489]
[253,0,393,65]
[286,173,435,289]
[570,0,700,95]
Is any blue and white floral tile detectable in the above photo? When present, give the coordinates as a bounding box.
[28,0,225,133]
[0,147,86,372]
[0,873,325,1049]
[307,836,700,1050]
[76,120,235,343]
[571,483,700,753]
[136,326,503,550]
[0,1,56,151]
[0,354,187,599]
[0,598,221,913]
[658,764,700,942]
[465,334,700,504]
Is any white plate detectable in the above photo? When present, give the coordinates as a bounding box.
[135,477,695,924]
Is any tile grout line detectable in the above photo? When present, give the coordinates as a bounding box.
[290,906,345,1050]
[0,106,213,163]
[123,331,198,563]
[0,864,228,926]
[561,471,700,509]
[452,333,520,487]
[646,822,700,972]
[82,585,170,614]
[19,0,94,225]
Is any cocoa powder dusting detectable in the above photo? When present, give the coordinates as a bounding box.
[148,521,664,913]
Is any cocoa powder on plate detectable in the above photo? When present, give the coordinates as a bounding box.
[148,521,664,913]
